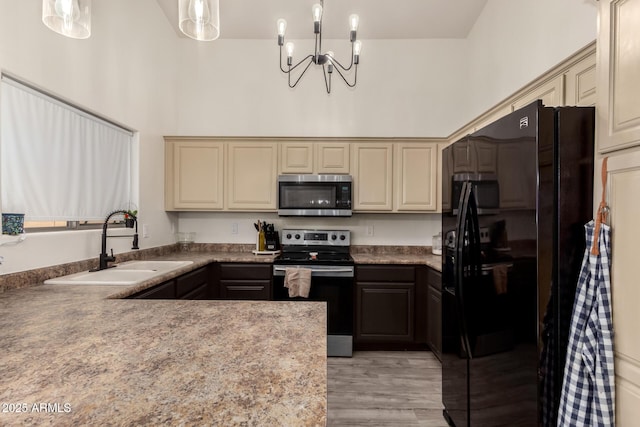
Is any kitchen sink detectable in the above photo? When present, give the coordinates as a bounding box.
[44,260,194,286]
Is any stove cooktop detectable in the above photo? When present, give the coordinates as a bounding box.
[275,251,354,265]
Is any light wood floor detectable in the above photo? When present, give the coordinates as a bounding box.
[327,351,448,426]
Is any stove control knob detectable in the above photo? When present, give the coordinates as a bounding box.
[331,234,337,240]
[286,233,292,240]
[340,235,346,241]
[295,234,301,240]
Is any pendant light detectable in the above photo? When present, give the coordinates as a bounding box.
[178,0,220,41]
[42,0,91,39]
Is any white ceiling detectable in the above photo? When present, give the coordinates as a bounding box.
[155,0,489,40]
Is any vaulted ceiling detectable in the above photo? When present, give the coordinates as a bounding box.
[155,0,488,40]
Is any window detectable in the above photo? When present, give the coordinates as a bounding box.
[0,74,135,231]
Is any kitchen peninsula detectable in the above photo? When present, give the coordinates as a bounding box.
[0,279,327,425]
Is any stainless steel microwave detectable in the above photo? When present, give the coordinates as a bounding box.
[277,174,352,217]
[452,173,500,215]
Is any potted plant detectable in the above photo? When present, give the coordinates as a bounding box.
[2,212,25,235]
[124,209,137,228]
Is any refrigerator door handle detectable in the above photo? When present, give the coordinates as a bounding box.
[455,181,473,359]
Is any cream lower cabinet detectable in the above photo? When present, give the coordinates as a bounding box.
[351,143,393,211]
[596,1,640,423]
[394,142,437,211]
[226,142,278,211]
[164,138,224,211]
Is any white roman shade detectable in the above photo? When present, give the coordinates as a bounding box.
[0,75,133,221]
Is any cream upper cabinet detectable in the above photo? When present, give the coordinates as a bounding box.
[394,142,437,211]
[597,0,640,153]
[596,1,640,423]
[280,141,313,174]
[164,138,224,211]
[473,105,513,132]
[512,75,564,110]
[226,141,278,211]
[440,143,453,212]
[315,142,350,174]
[351,142,393,211]
[565,53,596,107]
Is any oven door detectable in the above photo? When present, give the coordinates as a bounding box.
[273,265,354,357]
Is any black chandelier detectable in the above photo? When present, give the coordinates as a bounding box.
[277,0,361,94]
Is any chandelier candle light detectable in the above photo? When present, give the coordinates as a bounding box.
[277,0,361,93]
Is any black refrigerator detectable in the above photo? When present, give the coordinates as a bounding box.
[441,100,594,427]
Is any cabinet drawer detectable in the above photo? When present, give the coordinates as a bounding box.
[356,265,415,282]
[219,264,271,280]
[220,280,271,300]
[176,266,210,298]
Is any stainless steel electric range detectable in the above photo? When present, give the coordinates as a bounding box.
[272,229,354,357]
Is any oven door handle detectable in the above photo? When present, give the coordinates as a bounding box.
[273,266,354,278]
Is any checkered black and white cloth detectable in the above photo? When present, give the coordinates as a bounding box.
[557,220,615,426]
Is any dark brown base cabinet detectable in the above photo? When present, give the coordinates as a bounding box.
[426,268,442,360]
[355,265,417,349]
[129,265,214,299]
[218,263,272,300]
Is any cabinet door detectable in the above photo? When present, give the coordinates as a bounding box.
[602,142,640,425]
[280,141,313,174]
[176,266,212,299]
[165,139,224,210]
[440,143,453,211]
[473,105,513,132]
[315,142,350,174]
[597,0,640,153]
[426,268,442,361]
[565,53,596,107]
[394,142,437,211]
[512,75,564,110]
[351,143,393,211]
[131,280,176,299]
[356,282,415,342]
[226,142,278,210]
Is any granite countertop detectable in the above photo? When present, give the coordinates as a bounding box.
[0,282,327,425]
[350,246,442,272]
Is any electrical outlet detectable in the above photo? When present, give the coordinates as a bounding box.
[142,224,149,238]
[366,225,374,236]
[232,223,238,234]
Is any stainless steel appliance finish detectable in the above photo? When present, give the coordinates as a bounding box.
[272,228,354,357]
[277,174,352,217]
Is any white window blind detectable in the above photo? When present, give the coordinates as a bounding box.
[0,76,133,221]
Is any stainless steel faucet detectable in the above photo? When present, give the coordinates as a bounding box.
[92,210,139,271]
